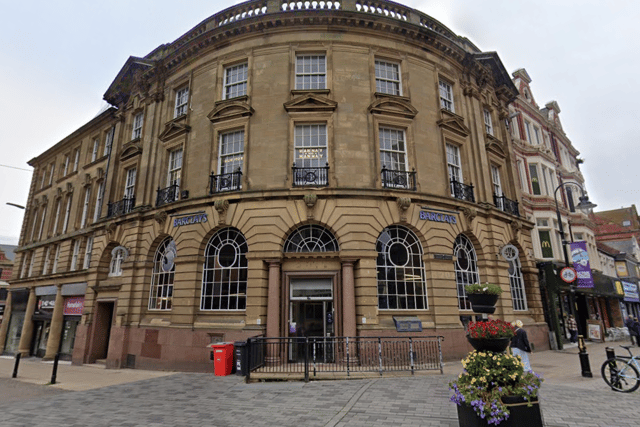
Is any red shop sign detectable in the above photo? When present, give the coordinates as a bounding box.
[63,297,85,316]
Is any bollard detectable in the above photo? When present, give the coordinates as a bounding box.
[605,347,616,361]
[577,335,593,378]
[50,353,60,384]
[12,353,21,378]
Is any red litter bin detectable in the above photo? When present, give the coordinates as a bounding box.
[209,342,234,376]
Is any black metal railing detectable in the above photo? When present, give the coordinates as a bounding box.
[292,163,329,186]
[245,336,443,382]
[381,167,416,191]
[209,169,242,194]
[106,196,135,218]
[450,179,475,202]
[156,184,180,207]
[493,194,520,217]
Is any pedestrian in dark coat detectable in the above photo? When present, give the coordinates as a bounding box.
[633,318,640,346]
[626,315,637,345]
[510,320,532,371]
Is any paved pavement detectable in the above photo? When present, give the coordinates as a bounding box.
[0,340,639,426]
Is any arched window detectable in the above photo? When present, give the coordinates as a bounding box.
[148,238,176,310]
[509,257,528,311]
[453,234,480,310]
[284,224,339,252]
[109,246,129,277]
[201,228,248,310]
[376,225,427,310]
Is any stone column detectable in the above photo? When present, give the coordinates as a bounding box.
[17,288,37,355]
[266,260,281,364]
[0,291,13,353]
[44,285,65,360]
[341,260,357,338]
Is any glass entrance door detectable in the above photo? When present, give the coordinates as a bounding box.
[289,278,334,362]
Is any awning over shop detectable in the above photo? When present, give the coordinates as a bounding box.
[537,262,623,299]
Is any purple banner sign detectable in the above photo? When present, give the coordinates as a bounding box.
[570,241,594,288]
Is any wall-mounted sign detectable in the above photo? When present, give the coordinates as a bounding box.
[433,253,453,260]
[63,297,85,316]
[622,281,639,303]
[419,210,457,224]
[173,213,208,227]
[570,241,594,288]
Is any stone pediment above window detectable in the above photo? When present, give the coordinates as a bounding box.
[485,135,506,158]
[368,97,418,119]
[284,93,337,113]
[437,113,470,138]
[207,97,254,123]
[120,141,142,161]
[159,118,190,142]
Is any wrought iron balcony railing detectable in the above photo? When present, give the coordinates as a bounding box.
[156,184,180,207]
[292,163,329,186]
[209,169,242,194]
[106,196,135,218]
[381,167,416,191]
[450,179,475,202]
[494,194,520,217]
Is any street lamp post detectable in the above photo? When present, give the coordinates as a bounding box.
[553,180,596,378]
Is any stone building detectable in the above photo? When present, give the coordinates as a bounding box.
[1,0,546,371]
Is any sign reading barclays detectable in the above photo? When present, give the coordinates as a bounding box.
[173,213,208,227]
[419,210,457,224]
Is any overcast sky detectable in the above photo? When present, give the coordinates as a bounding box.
[1,0,638,245]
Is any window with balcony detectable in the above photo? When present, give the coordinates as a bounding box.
[296,55,326,90]
[211,130,243,193]
[132,112,144,140]
[447,143,473,201]
[200,228,248,310]
[148,238,175,310]
[174,87,189,118]
[157,149,182,206]
[379,127,414,190]
[375,60,401,96]
[292,124,328,186]
[439,80,454,112]
[224,63,248,99]
[376,225,427,310]
[109,169,136,217]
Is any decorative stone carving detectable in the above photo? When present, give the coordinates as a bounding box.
[461,207,477,231]
[106,222,117,240]
[154,210,167,225]
[208,98,254,123]
[56,187,63,199]
[83,174,92,187]
[396,197,411,221]
[304,193,318,208]
[214,199,229,224]
[367,97,418,119]
[66,182,74,193]
[284,93,337,113]
[510,219,522,237]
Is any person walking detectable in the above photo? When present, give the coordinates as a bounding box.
[633,318,640,346]
[625,315,637,345]
[510,320,532,371]
[566,315,578,344]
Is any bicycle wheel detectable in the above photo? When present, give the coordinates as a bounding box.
[601,358,640,392]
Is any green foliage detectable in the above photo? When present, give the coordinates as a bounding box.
[465,283,503,295]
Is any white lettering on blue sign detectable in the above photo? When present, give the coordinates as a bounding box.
[419,211,457,224]
[173,213,208,227]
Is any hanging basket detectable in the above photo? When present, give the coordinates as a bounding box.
[467,293,499,314]
[466,336,511,353]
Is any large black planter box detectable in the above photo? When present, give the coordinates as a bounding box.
[467,293,499,314]
[456,398,543,427]
[466,336,510,353]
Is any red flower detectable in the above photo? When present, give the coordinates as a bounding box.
[467,319,515,339]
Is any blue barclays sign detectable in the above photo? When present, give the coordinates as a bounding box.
[419,210,457,224]
[173,213,208,227]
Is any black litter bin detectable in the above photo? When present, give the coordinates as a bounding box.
[234,341,248,376]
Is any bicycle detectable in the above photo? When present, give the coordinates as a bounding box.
[601,345,640,392]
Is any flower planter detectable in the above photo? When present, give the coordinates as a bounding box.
[466,336,510,353]
[456,397,543,427]
[467,293,499,314]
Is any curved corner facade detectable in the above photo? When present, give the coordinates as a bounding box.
[1,0,548,371]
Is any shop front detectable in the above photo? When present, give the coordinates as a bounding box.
[619,280,640,319]
[3,288,29,355]
[31,293,55,357]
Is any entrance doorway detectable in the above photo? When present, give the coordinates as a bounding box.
[90,301,114,362]
[288,278,334,362]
